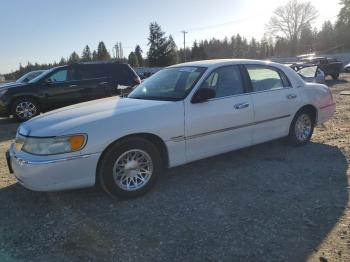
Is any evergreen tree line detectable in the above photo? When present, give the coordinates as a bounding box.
[5,41,118,80]
[144,0,350,64]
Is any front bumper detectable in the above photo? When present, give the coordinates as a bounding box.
[0,102,10,117]
[7,144,101,192]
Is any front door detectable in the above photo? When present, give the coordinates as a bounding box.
[40,67,86,111]
[185,65,254,162]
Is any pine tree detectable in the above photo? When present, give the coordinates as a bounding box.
[81,45,92,62]
[92,50,98,61]
[147,22,169,66]
[128,52,139,68]
[248,38,258,58]
[68,52,80,64]
[299,24,315,54]
[336,0,350,50]
[59,57,67,65]
[134,45,144,67]
[165,35,179,65]
[97,42,111,61]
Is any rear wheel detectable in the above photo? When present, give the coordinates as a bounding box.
[98,137,162,199]
[11,97,40,122]
[288,110,315,146]
[332,73,339,80]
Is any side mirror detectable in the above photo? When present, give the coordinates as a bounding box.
[192,87,216,104]
[44,78,53,85]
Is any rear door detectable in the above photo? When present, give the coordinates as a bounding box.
[245,65,301,144]
[79,64,112,100]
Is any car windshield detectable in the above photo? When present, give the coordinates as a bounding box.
[16,71,45,83]
[128,66,206,101]
[28,68,55,83]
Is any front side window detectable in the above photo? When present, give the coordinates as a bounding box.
[246,66,284,92]
[48,69,68,82]
[129,66,206,101]
[201,66,244,98]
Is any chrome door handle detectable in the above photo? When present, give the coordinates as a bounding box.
[99,82,109,85]
[287,94,297,99]
[69,85,78,88]
[234,103,250,110]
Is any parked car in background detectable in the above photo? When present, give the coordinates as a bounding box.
[6,59,335,198]
[344,62,350,73]
[290,64,325,84]
[0,70,46,88]
[0,61,140,122]
[300,56,343,80]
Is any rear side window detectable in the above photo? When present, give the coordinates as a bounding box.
[201,66,244,98]
[246,66,286,92]
[80,65,109,79]
[113,64,137,85]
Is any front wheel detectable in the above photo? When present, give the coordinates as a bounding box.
[11,97,40,122]
[98,137,162,199]
[288,110,315,146]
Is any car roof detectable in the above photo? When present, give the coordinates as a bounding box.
[77,61,128,66]
[169,59,286,69]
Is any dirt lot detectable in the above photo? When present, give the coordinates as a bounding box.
[0,76,349,262]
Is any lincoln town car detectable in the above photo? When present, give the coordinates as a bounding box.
[6,60,336,198]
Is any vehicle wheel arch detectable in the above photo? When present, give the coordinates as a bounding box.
[96,133,169,183]
[293,104,318,124]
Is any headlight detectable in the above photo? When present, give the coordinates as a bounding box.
[0,89,7,96]
[19,134,87,155]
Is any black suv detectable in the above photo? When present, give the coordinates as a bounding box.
[0,62,140,122]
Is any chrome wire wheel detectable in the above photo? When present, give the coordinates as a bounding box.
[15,101,37,119]
[295,113,312,142]
[113,149,153,191]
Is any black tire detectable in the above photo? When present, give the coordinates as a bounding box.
[288,109,315,146]
[11,97,40,122]
[98,137,162,199]
[332,73,339,80]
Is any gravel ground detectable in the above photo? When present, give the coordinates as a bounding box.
[0,76,349,262]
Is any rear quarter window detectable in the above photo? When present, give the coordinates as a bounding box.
[112,64,137,85]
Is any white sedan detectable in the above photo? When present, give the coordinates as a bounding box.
[6,60,336,198]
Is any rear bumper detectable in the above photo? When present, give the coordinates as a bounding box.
[318,103,336,125]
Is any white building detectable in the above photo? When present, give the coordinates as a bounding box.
[0,75,5,83]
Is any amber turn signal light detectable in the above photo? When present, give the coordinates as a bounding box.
[69,135,85,151]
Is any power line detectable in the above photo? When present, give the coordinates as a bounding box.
[182,13,264,33]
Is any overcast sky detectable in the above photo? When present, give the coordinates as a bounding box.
[0,0,341,74]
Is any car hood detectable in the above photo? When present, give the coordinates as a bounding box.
[21,96,171,137]
[0,82,23,89]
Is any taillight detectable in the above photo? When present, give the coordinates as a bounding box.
[133,77,141,86]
